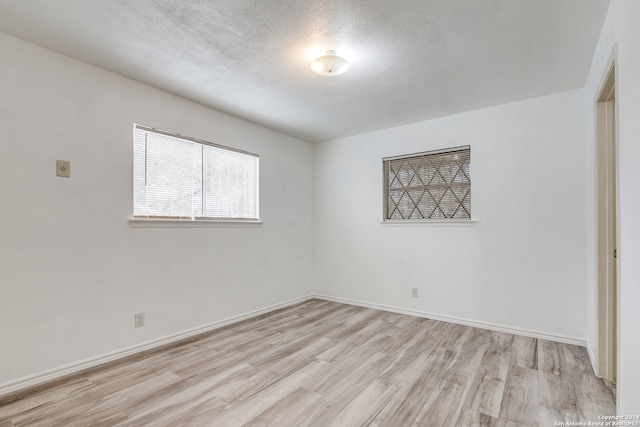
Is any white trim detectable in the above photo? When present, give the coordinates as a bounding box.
[381,219,476,227]
[0,295,313,398]
[129,218,263,228]
[315,294,587,347]
[587,339,599,377]
[1,293,589,398]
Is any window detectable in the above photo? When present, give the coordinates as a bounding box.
[383,146,471,220]
[133,125,259,221]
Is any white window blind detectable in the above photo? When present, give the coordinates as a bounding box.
[383,146,471,220]
[133,125,259,220]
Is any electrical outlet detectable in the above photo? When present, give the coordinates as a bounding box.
[56,160,70,177]
[134,312,145,328]
[411,288,419,298]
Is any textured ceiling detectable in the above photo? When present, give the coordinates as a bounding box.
[0,0,610,143]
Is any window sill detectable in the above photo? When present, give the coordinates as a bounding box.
[380,219,476,227]
[129,218,263,228]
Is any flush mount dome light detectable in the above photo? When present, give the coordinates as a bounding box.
[310,50,349,76]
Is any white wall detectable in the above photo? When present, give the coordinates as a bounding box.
[584,0,640,413]
[4,3,638,410]
[0,33,314,390]
[314,89,587,342]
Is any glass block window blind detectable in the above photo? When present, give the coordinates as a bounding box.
[133,125,259,221]
[383,146,471,220]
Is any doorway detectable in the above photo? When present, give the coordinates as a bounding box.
[595,59,617,383]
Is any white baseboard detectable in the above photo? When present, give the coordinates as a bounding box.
[586,339,600,377]
[0,292,588,398]
[0,295,314,398]
[315,294,588,347]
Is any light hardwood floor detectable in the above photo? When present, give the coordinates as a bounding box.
[0,300,615,426]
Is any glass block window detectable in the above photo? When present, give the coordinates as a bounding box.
[383,146,471,220]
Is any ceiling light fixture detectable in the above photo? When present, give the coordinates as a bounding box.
[310,50,349,76]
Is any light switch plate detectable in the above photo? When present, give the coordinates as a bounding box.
[56,160,70,177]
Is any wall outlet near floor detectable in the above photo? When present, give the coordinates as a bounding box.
[134,312,145,328]
[411,288,419,298]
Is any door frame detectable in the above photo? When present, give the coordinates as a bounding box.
[594,46,619,383]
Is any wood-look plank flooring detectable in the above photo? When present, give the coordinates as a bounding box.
[0,300,616,426]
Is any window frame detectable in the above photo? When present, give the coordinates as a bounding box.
[132,124,260,225]
[382,145,472,223]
